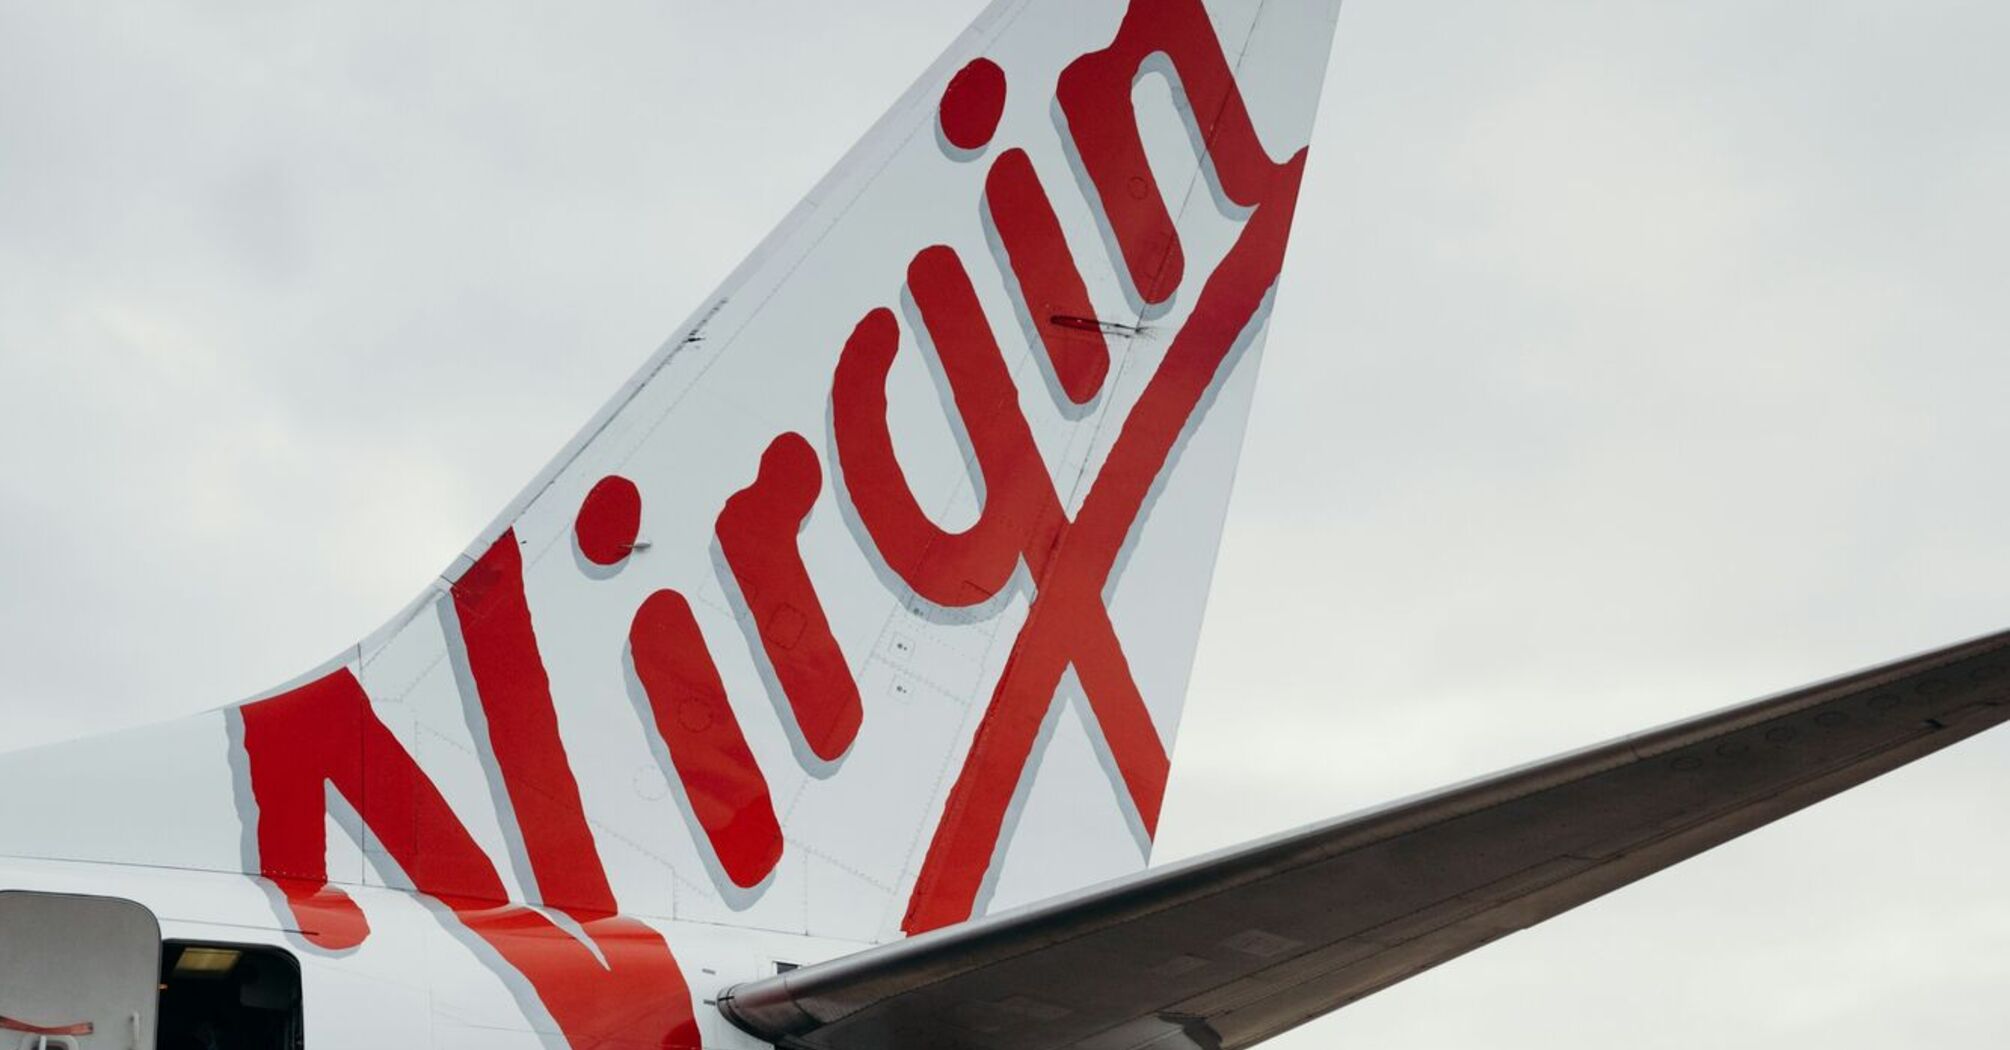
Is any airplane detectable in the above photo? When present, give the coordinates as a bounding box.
[2,1,2006,1049]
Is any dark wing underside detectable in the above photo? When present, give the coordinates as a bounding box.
[719,628,2010,1050]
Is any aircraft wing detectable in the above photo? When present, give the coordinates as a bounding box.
[720,628,2010,1050]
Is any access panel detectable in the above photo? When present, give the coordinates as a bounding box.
[0,891,160,1050]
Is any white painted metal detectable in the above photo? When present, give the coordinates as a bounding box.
[0,892,159,1050]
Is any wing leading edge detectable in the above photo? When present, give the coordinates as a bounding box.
[719,628,2010,1050]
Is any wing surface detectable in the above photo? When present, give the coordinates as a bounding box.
[720,628,2010,1050]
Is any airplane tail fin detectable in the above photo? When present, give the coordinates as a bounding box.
[0,0,1346,948]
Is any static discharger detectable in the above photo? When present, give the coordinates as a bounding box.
[1049,314,1147,337]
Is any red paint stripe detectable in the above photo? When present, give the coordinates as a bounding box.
[1063,598,1169,830]
[629,588,784,888]
[898,580,1173,934]
[452,531,618,919]
[717,433,863,762]
[986,148,1111,404]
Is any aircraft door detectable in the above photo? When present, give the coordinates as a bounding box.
[0,892,160,1050]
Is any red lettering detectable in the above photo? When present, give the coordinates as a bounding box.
[451,533,618,919]
[879,0,1313,933]
[834,242,1181,934]
[939,58,1008,152]
[986,148,1112,404]
[236,6,1313,1022]
[238,669,701,1049]
[629,588,785,888]
[716,433,863,762]
[574,475,644,567]
[1057,0,1283,306]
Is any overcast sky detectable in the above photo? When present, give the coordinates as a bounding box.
[4,1,2009,1046]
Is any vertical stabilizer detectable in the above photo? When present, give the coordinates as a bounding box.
[0,0,1347,975]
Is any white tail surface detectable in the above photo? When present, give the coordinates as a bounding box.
[0,0,1345,957]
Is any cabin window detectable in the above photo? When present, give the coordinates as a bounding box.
[158,942,303,1050]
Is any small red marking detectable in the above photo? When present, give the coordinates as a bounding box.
[717,433,863,761]
[939,57,1007,151]
[575,475,643,566]
[239,670,702,1048]
[453,532,618,919]
[0,1017,93,1037]
[630,588,785,887]
[986,147,1112,403]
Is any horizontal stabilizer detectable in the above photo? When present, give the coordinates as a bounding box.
[720,627,2010,1050]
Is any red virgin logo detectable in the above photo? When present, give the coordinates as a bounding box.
[234,1,1312,1044]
